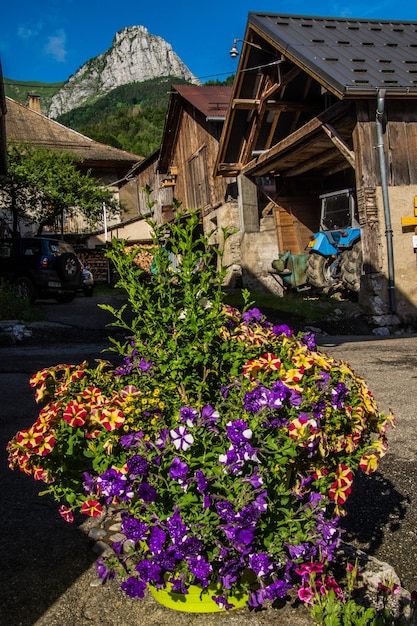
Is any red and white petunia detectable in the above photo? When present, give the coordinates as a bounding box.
[63,401,88,428]
[99,407,125,431]
[16,427,43,449]
[59,505,74,523]
[81,499,103,518]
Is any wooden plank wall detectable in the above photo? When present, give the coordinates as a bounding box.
[354,100,417,187]
[172,106,228,211]
[273,195,319,254]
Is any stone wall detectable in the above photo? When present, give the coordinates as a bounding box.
[203,201,282,295]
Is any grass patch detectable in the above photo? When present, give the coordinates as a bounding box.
[0,281,44,322]
[94,283,125,297]
[223,290,339,325]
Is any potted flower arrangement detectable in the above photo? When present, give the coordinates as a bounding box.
[7,211,393,614]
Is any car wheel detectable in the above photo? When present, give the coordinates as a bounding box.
[54,293,76,303]
[57,253,80,281]
[14,276,37,302]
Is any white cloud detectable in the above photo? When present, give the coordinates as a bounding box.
[18,25,40,40]
[44,29,67,63]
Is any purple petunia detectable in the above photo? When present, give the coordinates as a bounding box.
[120,431,143,449]
[179,406,199,427]
[135,559,163,584]
[226,420,252,444]
[249,552,272,577]
[224,525,255,553]
[215,500,235,522]
[166,507,188,543]
[169,456,189,485]
[121,514,148,542]
[148,526,166,553]
[178,536,203,558]
[96,557,115,582]
[242,307,264,324]
[82,471,96,494]
[120,576,147,598]
[201,404,220,427]
[97,468,132,503]
[243,385,270,414]
[195,469,208,493]
[301,331,316,350]
[331,382,349,409]
[272,323,293,337]
[127,455,149,478]
[170,426,194,451]
[188,555,213,586]
[137,482,157,503]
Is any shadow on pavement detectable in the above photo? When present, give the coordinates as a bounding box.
[0,373,96,626]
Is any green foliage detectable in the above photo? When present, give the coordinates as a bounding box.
[102,209,230,405]
[0,280,43,321]
[0,143,119,235]
[311,592,377,625]
[205,75,235,86]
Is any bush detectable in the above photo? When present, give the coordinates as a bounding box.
[0,280,42,321]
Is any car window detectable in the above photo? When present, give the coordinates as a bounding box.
[47,240,74,256]
[0,241,13,259]
[23,241,41,256]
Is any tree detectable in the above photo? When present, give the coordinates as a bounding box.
[0,143,120,236]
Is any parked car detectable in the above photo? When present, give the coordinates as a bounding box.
[81,264,94,297]
[0,237,93,303]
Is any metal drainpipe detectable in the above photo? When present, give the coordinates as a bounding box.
[376,88,397,314]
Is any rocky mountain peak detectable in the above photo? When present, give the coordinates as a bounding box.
[48,25,199,118]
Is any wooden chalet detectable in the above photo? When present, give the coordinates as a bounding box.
[4,96,143,234]
[215,13,417,324]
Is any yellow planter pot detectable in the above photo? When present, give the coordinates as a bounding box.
[148,581,248,613]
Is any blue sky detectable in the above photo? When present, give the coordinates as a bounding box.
[1,0,416,85]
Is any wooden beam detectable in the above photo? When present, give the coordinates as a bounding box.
[232,99,320,113]
[241,100,352,176]
[322,161,352,177]
[321,123,355,169]
[284,148,339,177]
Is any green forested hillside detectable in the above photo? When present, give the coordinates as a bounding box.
[56,76,191,157]
[3,78,64,114]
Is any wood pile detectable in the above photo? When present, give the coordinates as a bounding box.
[124,244,157,272]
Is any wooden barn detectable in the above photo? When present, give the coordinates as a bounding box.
[132,85,246,284]
[215,13,417,325]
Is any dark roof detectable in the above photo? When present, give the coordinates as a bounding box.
[5,97,142,166]
[172,85,232,118]
[249,12,417,97]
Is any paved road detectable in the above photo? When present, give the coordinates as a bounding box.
[1,297,416,624]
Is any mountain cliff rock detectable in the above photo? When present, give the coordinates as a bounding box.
[49,25,199,118]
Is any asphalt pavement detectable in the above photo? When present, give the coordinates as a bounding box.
[1,295,417,625]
